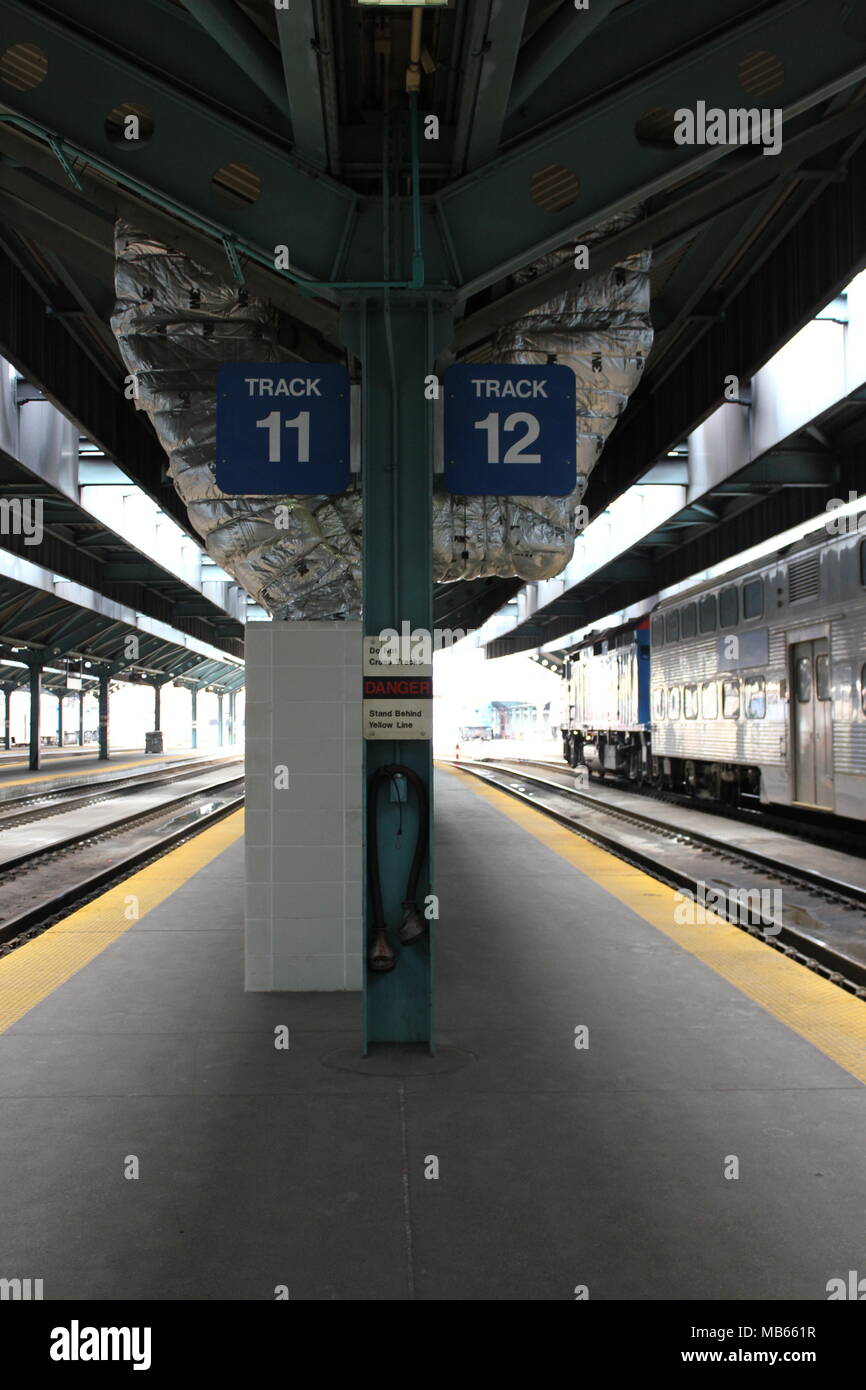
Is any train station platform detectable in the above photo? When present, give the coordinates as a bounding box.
[0,767,863,1300]
[0,747,240,797]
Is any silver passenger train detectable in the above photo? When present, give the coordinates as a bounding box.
[562,525,866,817]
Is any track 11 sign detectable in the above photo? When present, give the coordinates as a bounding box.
[216,363,351,496]
[443,363,576,497]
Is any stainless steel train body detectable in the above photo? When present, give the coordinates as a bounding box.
[562,526,866,816]
[562,621,651,779]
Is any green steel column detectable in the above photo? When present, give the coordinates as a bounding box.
[98,674,110,761]
[28,663,41,771]
[342,299,453,1052]
[56,693,64,749]
[191,686,198,750]
[217,693,224,747]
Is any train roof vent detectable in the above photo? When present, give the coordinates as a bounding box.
[788,553,820,603]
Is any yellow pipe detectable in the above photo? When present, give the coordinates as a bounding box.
[406,6,423,93]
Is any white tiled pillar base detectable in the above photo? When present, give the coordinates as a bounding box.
[244,621,362,991]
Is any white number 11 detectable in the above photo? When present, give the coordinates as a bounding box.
[256,411,311,464]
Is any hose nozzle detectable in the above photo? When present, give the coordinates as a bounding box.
[368,927,396,972]
[398,901,426,945]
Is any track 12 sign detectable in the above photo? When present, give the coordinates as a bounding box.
[443,363,576,497]
[216,363,351,496]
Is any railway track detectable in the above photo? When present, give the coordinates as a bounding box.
[0,769,244,953]
[0,754,244,827]
[451,757,866,996]
[498,753,866,856]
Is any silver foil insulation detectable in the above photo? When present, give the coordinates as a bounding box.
[111,220,651,617]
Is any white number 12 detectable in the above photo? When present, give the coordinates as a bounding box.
[256,411,311,464]
[474,411,541,464]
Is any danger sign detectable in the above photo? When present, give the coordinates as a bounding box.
[363,637,433,741]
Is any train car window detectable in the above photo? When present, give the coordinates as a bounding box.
[668,687,681,719]
[651,615,664,648]
[861,664,866,716]
[683,684,698,718]
[796,656,812,703]
[744,677,766,719]
[722,678,740,718]
[699,595,717,633]
[742,579,764,620]
[701,681,718,719]
[665,610,680,643]
[653,687,666,720]
[681,603,697,639]
[815,654,831,702]
[719,586,739,627]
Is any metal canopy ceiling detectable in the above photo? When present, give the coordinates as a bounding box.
[0,566,245,692]
[1,0,866,633]
[0,434,245,658]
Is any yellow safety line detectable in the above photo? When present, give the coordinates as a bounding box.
[442,764,866,1085]
[0,751,212,790]
[0,809,244,1033]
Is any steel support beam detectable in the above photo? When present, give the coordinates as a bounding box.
[78,690,85,748]
[180,0,292,120]
[274,0,330,170]
[56,691,63,749]
[190,686,198,750]
[28,661,41,771]
[437,0,866,295]
[455,99,866,348]
[98,672,110,761]
[216,692,224,748]
[507,0,620,116]
[2,684,11,750]
[342,300,453,1052]
[0,0,357,284]
[452,0,529,173]
[586,139,866,516]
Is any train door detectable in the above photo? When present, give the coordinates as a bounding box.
[790,639,833,809]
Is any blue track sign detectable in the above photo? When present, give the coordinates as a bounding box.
[216,363,351,495]
[443,363,576,497]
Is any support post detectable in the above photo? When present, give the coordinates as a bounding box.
[56,692,64,749]
[2,685,11,750]
[28,663,42,771]
[217,692,224,746]
[228,689,236,745]
[153,682,161,733]
[78,691,85,747]
[342,299,453,1053]
[98,674,110,761]
[190,686,198,749]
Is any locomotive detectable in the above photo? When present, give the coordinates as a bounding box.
[560,525,866,816]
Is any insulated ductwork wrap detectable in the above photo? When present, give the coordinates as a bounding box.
[434,218,653,582]
[111,224,362,620]
[111,218,651,617]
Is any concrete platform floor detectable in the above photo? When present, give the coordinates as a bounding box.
[0,769,863,1300]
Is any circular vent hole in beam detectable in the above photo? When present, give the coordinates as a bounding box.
[211,162,261,209]
[105,102,155,148]
[738,49,785,97]
[0,41,48,91]
[530,163,580,212]
[634,106,680,149]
